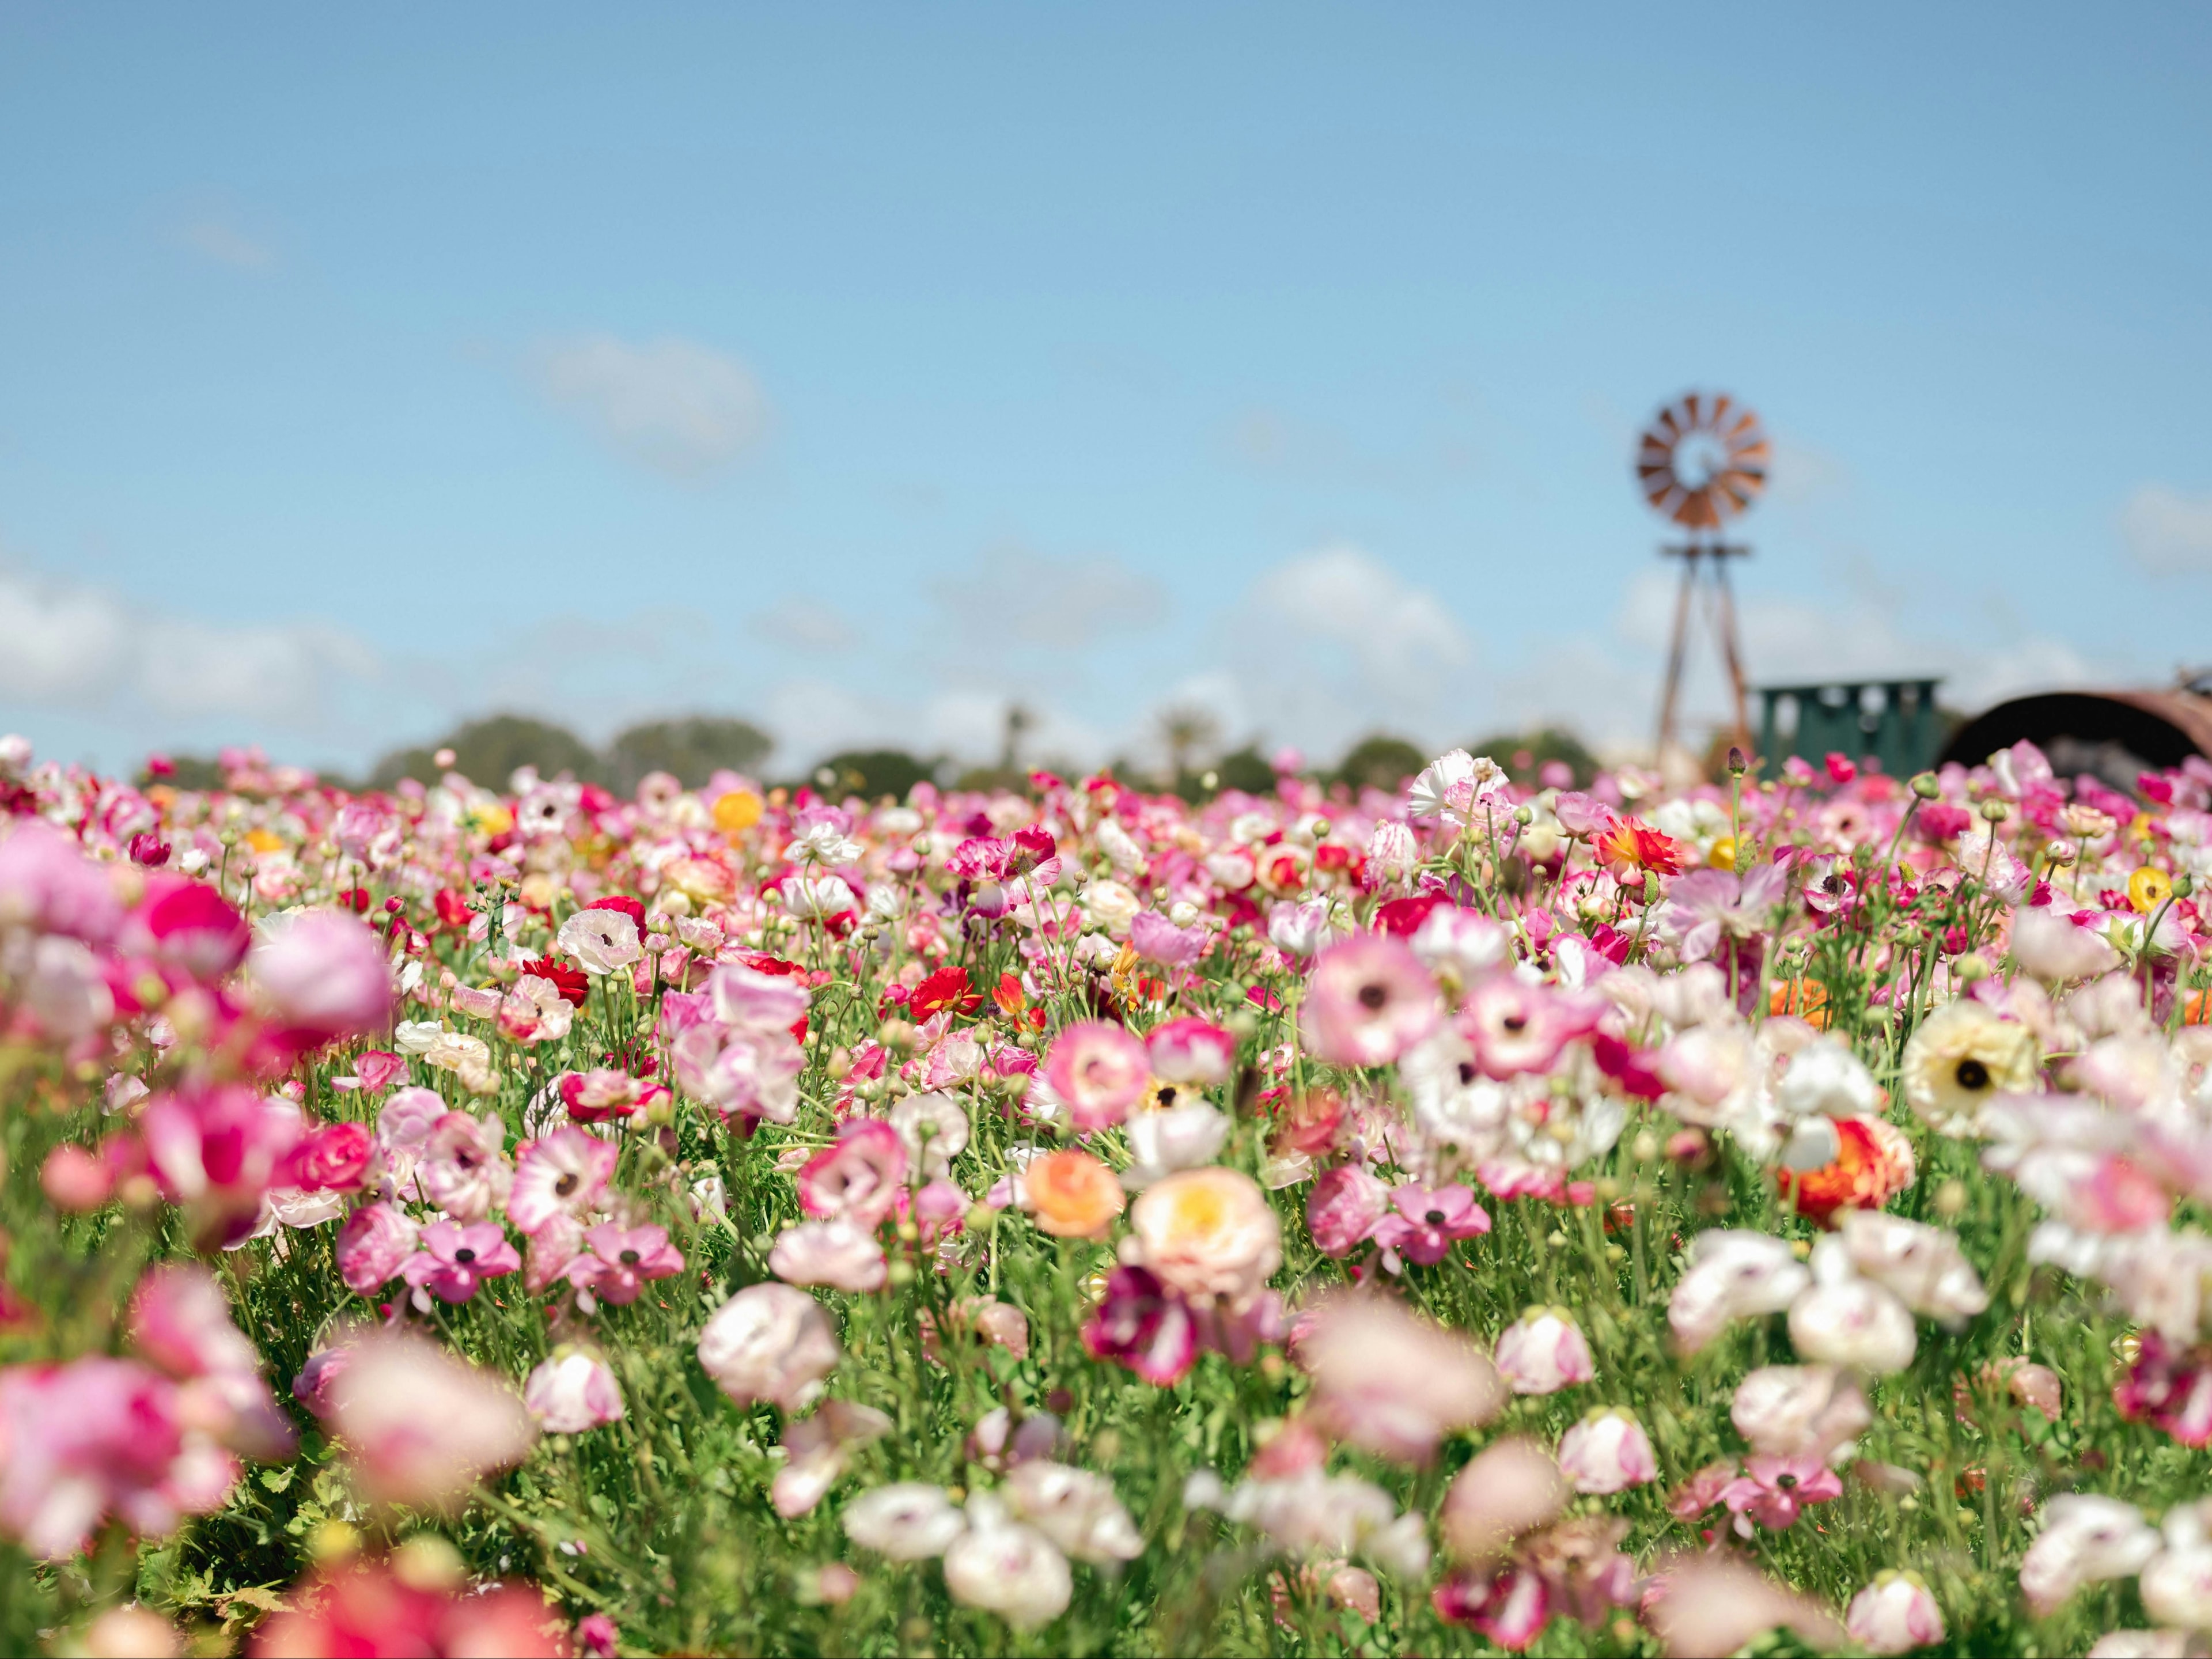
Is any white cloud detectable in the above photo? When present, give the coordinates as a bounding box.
[1254,544,1471,699]
[759,678,1107,774]
[179,216,274,271]
[929,544,1166,651]
[0,565,380,727]
[2120,484,2212,574]
[749,596,859,654]
[528,335,770,479]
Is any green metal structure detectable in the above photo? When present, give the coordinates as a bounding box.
[1758,679,1944,778]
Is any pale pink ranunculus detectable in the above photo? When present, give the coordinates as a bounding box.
[1718,1453,1843,1532]
[710,961,812,1035]
[248,910,393,1039]
[942,1494,1073,1631]
[1729,1364,1870,1460]
[1305,1164,1391,1259]
[556,906,642,976]
[565,1223,683,1305]
[1130,910,1204,968]
[843,1481,967,1560]
[1130,1166,1281,1308]
[507,1127,619,1237]
[402,1220,521,1304]
[1042,1021,1150,1132]
[335,1202,420,1296]
[415,1111,512,1223]
[1457,974,1601,1080]
[1440,1434,1568,1563]
[1299,935,1441,1069]
[326,1330,536,1511]
[1145,1017,1236,1087]
[1556,1407,1657,1495]
[773,1399,893,1518]
[2019,1494,2160,1616]
[1298,1292,1504,1465]
[0,820,124,944]
[524,1349,625,1434]
[1666,1230,1811,1354]
[1845,1571,1945,1655]
[697,1283,841,1412]
[796,1119,908,1229]
[771,1219,888,1293]
[1493,1306,1594,1395]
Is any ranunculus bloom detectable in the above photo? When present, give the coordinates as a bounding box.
[1900,999,2037,1137]
[1121,1102,1231,1190]
[335,1203,419,1296]
[1026,1149,1126,1240]
[1002,1460,1143,1565]
[1556,1408,1657,1494]
[1300,936,1441,1068]
[1457,975,1601,1080]
[1718,1453,1843,1532]
[797,1119,908,1229]
[132,878,250,980]
[1730,1364,1870,1460]
[1146,1016,1236,1086]
[281,1122,374,1192]
[842,1482,967,1560]
[1775,1115,1916,1226]
[1130,1166,1281,1306]
[141,1084,304,1242]
[566,1223,684,1305]
[416,1111,512,1223]
[1043,1021,1150,1131]
[525,1349,626,1434]
[887,1089,971,1179]
[1305,1164,1391,1258]
[248,910,393,1039]
[1081,1266,1198,1385]
[1837,1210,1988,1326]
[1493,1307,1594,1395]
[2018,1494,2160,1615]
[1441,1435,1568,1565]
[774,1399,893,1519]
[697,1283,841,1412]
[402,1220,521,1304]
[1787,1238,1917,1374]
[1667,1230,1812,1353]
[770,1219,888,1293]
[1298,1292,1504,1464]
[249,1560,567,1658]
[507,1127,619,1237]
[557,906,643,976]
[1370,1181,1490,1267]
[1846,1571,1946,1654]
[942,1493,1073,1631]
[326,1330,536,1511]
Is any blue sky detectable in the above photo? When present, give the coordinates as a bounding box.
[2,6,2209,777]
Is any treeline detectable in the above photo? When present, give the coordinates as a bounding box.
[155,714,1600,803]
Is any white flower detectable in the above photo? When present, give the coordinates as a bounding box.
[696,1283,840,1412]
[557,907,642,976]
[1729,1364,1869,1460]
[523,1349,625,1434]
[1079,878,1139,938]
[1002,1461,1143,1564]
[1408,749,1508,829]
[1838,1211,1989,1328]
[1787,1238,1916,1374]
[1493,1307,1593,1395]
[887,1090,971,1179]
[2020,1495,2160,1615]
[941,1493,1071,1630]
[1774,1037,1881,1121]
[843,1482,967,1561]
[1120,1103,1232,1191]
[1844,1571,1945,1654]
[1667,1230,1810,1354]
[1555,1408,1657,1494]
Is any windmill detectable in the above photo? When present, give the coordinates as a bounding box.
[1634,391,1768,766]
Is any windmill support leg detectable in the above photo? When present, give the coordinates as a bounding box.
[1654,548,1699,762]
[1708,552,1753,758]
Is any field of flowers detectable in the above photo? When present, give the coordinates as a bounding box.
[0,731,2208,1657]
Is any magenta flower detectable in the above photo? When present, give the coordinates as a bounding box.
[1457,975,1601,1080]
[1080,1266,1198,1386]
[1305,1164,1391,1258]
[247,910,392,1040]
[1043,1020,1150,1131]
[335,1202,420,1296]
[1299,935,1442,1068]
[507,1127,619,1237]
[1145,1016,1236,1086]
[567,1223,684,1305]
[796,1118,908,1229]
[402,1220,521,1304]
[1372,1182,1491,1267]
[1130,909,1204,968]
[130,878,250,979]
[1718,1453,1842,1532]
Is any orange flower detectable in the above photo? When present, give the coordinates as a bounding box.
[2186,989,2209,1027]
[1026,1150,1125,1238]
[1775,1117,1916,1227]
[1598,817,1682,884]
[1768,980,1831,1028]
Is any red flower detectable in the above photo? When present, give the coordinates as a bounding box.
[586,895,647,933]
[910,965,983,1020]
[1775,1117,1915,1226]
[518,956,589,1008]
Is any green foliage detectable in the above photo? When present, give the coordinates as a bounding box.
[370,714,605,791]
[605,717,772,793]
[1334,734,1428,794]
[816,748,938,802]
[1469,726,1600,788]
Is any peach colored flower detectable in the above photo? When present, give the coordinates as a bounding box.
[1130,1166,1281,1306]
[1026,1150,1126,1239]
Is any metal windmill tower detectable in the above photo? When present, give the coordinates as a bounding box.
[1634,391,1770,764]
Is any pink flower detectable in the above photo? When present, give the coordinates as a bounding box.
[1493,1308,1594,1395]
[1718,1453,1842,1532]
[1555,1408,1657,1495]
[326,1330,535,1511]
[130,878,249,980]
[1305,1164,1391,1258]
[1846,1572,1945,1655]
[1457,975,1601,1080]
[1299,935,1442,1067]
[1298,1293,1505,1464]
[770,1219,888,1293]
[279,1121,374,1192]
[710,961,812,1035]
[556,906,642,976]
[1433,1563,1550,1650]
[1372,1182,1491,1267]
[507,1127,619,1236]
[247,910,392,1039]
[697,1283,842,1411]
[1146,1016,1236,1087]
[557,1067,646,1123]
[335,1202,419,1295]
[1043,1020,1150,1131]
[1130,910,1204,968]
[402,1220,521,1304]
[1081,1266,1198,1386]
[566,1223,683,1305]
[141,1084,303,1241]
[416,1112,512,1222]
[0,821,124,944]
[524,1349,625,1434]
[796,1119,908,1229]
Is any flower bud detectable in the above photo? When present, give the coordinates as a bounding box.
[1493,1306,1594,1395]
[1727,746,1748,777]
[1556,1407,1657,1494]
[1910,771,1940,799]
[1844,1571,1944,1654]
[1978,797,2010,823]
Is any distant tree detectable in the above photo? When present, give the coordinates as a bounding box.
[1469,726,1600,789]
[369,715,603,791]
[605,717,772,794]
[138,755,226,791]
[1156,705,1224,779]
[1211,744,1278,797]
[1335,733,1429,794]
[815,749,937,803]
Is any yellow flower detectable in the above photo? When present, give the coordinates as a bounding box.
[714,788,764,834]
[1707,836,1737,872]
[1901,1000,2037,1137]
[244,828,286,854]
[2129,867,2173,915]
